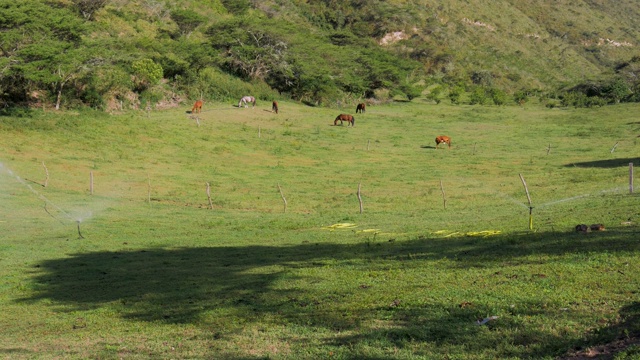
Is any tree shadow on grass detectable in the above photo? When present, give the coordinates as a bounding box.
[560,301,640,359]
[565,157,639,168]
[20,227,640,358]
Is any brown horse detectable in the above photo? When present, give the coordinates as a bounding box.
[435,135,451,149]
[272,101,279,114]
[356,103,366,113]
[191,100,203,114]
[334,114,355,126]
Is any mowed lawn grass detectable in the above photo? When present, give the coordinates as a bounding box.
[1,100,639,359]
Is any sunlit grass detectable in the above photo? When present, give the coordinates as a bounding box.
[1,101,640,359]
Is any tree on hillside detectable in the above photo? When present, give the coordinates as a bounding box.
[170,9,207,37]
[72,0,109,21]
[18,42,95,110]
[0,0,88,107]
[208,20,289,82]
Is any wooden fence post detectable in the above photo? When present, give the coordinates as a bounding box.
[90,171,94,195]
[357,182,363,214]
[630,163,634,194]
[277,183,287,213]
[519,174,533,230]
[42,161,49,187]
[611,141,619,153]
[206,182,213,209]
[440,180,446,209]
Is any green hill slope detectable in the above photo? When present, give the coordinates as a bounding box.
[0,0,638,110]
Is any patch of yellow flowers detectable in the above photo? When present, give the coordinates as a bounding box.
[433,230,501,238]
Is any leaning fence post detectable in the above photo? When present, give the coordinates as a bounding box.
[611,141,619,153]
[519,174,533,230]
[277,183,287,213]
[90,171,94,195]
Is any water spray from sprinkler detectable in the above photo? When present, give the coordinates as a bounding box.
[2,162,92,239]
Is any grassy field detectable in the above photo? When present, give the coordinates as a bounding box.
[1,99,640,359]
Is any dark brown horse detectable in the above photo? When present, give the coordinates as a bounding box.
[272,101,279,114]
[334,114,355,126]
[356,103,366,113]
[435,135,451,149]
[191,100,203,114]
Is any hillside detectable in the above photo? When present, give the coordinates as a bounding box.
[0,0,639,110]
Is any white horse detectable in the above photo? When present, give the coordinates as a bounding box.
[238,96,256,108]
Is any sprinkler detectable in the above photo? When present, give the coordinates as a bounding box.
[77,220,85,239]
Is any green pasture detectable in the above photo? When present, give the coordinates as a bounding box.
[1,100,639,359]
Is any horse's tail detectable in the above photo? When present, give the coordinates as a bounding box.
[351,116,355,126]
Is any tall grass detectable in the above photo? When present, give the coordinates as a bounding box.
[1,100,639,359]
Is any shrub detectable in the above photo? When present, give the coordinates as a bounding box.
[426,85,443,104]
[449,86,464,104]
[489,88,508,105]
[469,87,487,105]
[400,82,424,101]
[602,77,631,104]
[131,59,164,91]
[514,90,528,105]
[471,70,493,86]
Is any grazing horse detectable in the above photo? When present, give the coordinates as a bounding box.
[191,100,203,114]
[272,101,279,114]
[435,135,451,149]
[356,103,366,113]
[334,114,355,126]
[238,96,256,108]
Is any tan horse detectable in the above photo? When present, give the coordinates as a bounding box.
[334,114,355,126]
[191,100,203,114]
[435,135,451,149]
[238,96,256,108]
[356,103,366,113]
